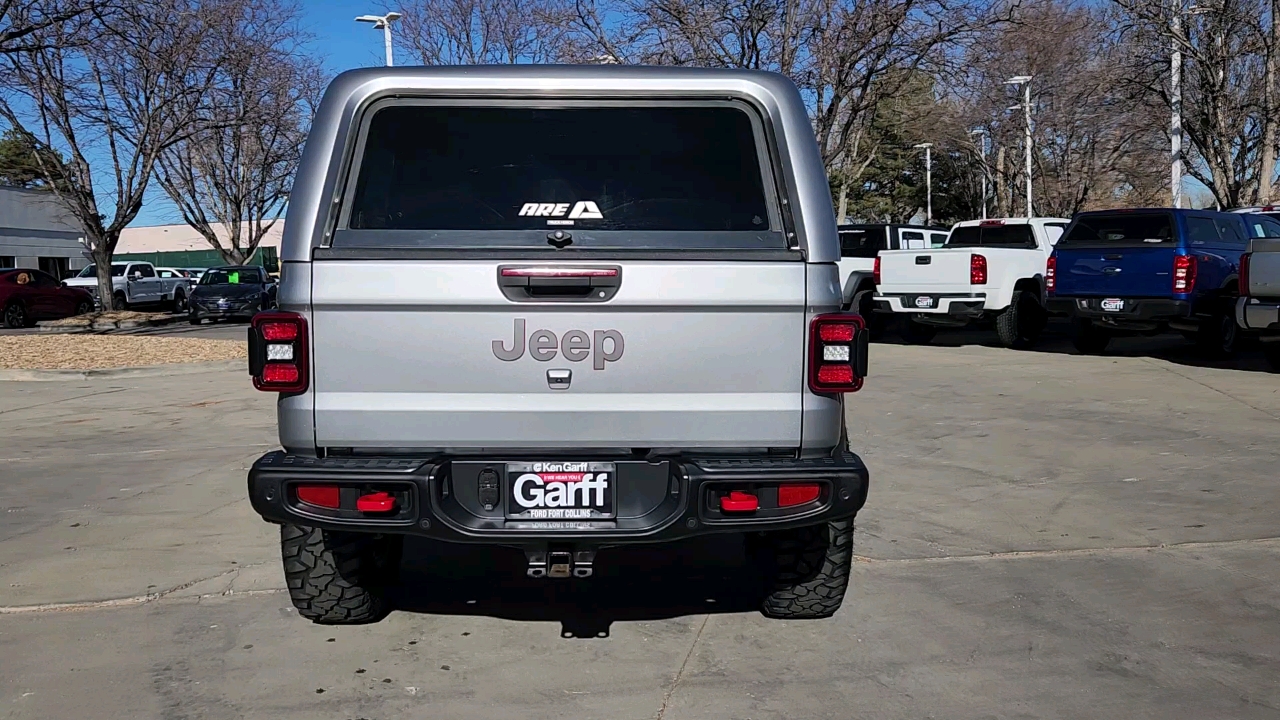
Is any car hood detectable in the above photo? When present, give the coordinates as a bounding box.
[192,284,263,299]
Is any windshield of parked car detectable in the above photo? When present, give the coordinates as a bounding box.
[337,103,782,250]
[839,228,886,258]
[946,224,1037,249]
[200,269,262,285]
[1058,213,1174,248]
[76,264,127,278]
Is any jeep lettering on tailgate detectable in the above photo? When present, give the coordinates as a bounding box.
[493,318,624,369]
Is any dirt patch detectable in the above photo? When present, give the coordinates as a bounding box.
[0,335,246,370]
[44,311,169,327]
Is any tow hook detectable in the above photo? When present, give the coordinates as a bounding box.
[526,546,596,579]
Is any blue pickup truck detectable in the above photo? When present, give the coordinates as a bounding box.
[1046,209,1269,355]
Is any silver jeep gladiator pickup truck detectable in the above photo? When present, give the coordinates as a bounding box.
[246,65,871,623]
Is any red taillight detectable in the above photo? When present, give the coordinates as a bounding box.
[251,311,308,393]
[873,255,881,285]
[1046,255,1057,293]
[778,483,821,507]
[296,485,340,509]
[1240,252,1251,294]
[809,313,866,394]
[970,254,988,285]
[260,321,299,341]
[819,323,856,342]
[1173,254,1197,293]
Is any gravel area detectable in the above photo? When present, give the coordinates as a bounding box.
[0,335,246,370]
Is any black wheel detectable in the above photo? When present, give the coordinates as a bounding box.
[3,301,27,329]
[75,300,92,316]
[995,290,1044,349]
[188,314,202,326]
[1071,319,1112,354]
[172,290,187,313]
[112,292,128,311]
[750,518,854,620]
[851,289,886,340]
[281,524,402,624]
[1263,342,1280,372]
[900,316,937,344]
[1195,308,1239,358]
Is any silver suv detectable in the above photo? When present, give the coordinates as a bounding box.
[246,65,870,623]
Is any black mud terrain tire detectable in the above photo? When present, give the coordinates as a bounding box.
[900,316,937,344]
[751,518,854,619]
[281,524,403,624]
[996,290,1044,349]
[1071,319,1111,355]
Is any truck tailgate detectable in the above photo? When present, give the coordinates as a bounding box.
[309,260,806,449]
[1248,239,1280,298]
[876,249,973,293]
[1053,247,1175,297]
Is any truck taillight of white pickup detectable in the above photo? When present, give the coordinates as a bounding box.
[249,311,309,393]
[808,313,870,394]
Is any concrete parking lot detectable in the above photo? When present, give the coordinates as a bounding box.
[1,330,1278,719]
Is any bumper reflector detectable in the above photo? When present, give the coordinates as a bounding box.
[778,483,821,507]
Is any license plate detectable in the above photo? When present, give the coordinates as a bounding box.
[506,462,615,520]
[915,296,935,309]
[1101,298,1125,312]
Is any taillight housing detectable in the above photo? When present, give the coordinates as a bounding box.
[873,255,881,286]
[1240,252,1251,294]
[1173,254,1197,293]
[809,313,868,394]
[1046,255,1057,294]
[249,311,308,393]
[970,253,988,285]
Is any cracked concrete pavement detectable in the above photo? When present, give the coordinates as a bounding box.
[1,331,1278,718]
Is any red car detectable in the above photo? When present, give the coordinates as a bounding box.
[1,268,95,328]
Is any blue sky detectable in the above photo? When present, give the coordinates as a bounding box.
[134,0,394,226]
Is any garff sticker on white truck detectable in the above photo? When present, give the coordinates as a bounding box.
[518,200,604,226]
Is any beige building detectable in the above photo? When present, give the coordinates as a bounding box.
[117,222,284,255]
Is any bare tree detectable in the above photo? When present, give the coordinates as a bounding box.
[0,0,220,308]
[1,0,99,55]
[397,0,569,64]
[155,0,322,265]
[1114,0,1271,208]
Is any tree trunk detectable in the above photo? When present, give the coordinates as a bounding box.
[994,145,1008,217]
[1261,0,1280,204]
[91,245,115,311]
[837,180,848,224]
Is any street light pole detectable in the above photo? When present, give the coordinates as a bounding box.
[356,12,402,67]
[914,143,934,226]
[970,128,988,220]
[1004,75,1034,218]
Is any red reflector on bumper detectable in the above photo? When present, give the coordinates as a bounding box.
[778,483,821,507]
[816,364,854,385]
[262,364,300,384]
[720,491,759,512]
[356,492,396,513]
[296,485,340,509]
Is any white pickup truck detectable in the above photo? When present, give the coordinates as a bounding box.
[836,223,949,334]
[64,261,192,311]
[873,217,1069,347]
[1237,236,1280,371]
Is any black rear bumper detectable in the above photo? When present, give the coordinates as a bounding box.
[1047,296,1191,322]
[247,450,869,544]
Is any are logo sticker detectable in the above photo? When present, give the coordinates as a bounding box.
[517,200,603,226]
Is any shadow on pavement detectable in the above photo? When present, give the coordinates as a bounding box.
[876,317,1277,374]
[392,534,763,638]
